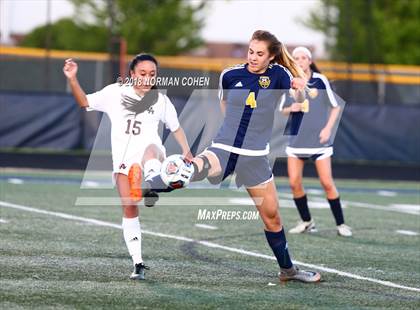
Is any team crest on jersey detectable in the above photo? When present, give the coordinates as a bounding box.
[259,76,271,89]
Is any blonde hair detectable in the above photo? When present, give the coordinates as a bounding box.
[251,30,304,78]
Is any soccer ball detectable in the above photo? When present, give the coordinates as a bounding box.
[160,154,195,189]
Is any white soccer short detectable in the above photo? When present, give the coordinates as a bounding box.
[286,146,333,161]
[113,142,166,176]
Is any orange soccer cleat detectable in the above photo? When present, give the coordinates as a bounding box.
[128,163,142,203]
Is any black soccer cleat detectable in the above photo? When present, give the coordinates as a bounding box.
[143,189,159,207]
[130,263,150,280]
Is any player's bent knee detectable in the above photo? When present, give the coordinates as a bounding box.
[289,179,303,191]
[320,181,335,192]
[263,216,281,231]
[143,144,163,162]
[191,155,212,182]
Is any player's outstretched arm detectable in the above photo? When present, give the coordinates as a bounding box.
[172,127,193,162]
[63,58,89,108]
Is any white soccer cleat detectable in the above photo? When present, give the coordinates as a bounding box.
[337,224,352,237]
[288,219,316,234]
[279,266,321,283]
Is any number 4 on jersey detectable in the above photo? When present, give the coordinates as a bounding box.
[246,91,257,109]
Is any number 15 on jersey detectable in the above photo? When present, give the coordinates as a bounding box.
[125,119,142,135]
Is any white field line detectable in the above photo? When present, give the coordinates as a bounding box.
[396,230,419,236]
[7,178,24,185]
[195,223,218,230]
[1,200,419,293]
[377,190,397,197]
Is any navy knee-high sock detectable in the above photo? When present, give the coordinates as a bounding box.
[328,197,344,225]
[265,229,293,269]
[293,195,311,222]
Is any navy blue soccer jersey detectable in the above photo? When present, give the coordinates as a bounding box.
[281,72,338,151]
[213,63,292,155]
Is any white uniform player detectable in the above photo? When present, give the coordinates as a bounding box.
[64,53,191,281]
[86,83,180,177]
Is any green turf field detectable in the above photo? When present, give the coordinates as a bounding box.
[1,169,419,309]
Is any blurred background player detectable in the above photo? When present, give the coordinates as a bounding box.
[63,53,192,280]
[280,46,352,237]
[147,30,321,283]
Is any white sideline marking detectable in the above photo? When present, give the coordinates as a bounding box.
[390,204,420,214]
[82,181,101,188]
[396,230,419,236]
[377,190,397,197]
[7,178,24,185]
[195,224,218,230]
[307,189,324,195]
[343,201,419,215]
[0,218,9,223]
[1,200,419,293]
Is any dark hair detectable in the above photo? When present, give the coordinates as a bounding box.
[251,30,303,78]
[129,53,158,72]
[122,53,159,115]
[310,63,321,73]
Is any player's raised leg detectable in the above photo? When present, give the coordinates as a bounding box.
[144,150,221,194]
[142,144,165,181]
[190,151,222,182]
[140,144,167,207]
[115,173,149,280]
[247,180,321,283]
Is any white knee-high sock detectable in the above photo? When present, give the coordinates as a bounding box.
[122,217,143,265]
[144,158,162,181]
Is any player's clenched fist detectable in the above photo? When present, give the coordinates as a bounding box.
[63,58,78,79]
[291,77,306,90]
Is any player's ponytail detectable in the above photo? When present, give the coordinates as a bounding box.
[251,30,304,78]
[276,43,305,78]
[310,63,321,73]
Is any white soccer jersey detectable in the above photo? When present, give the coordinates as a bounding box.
[86,83,180,174]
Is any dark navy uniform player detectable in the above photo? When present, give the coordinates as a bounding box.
[281,46,352,237]
[145,31,321,283]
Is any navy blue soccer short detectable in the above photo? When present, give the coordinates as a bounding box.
[205,147,273,188]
